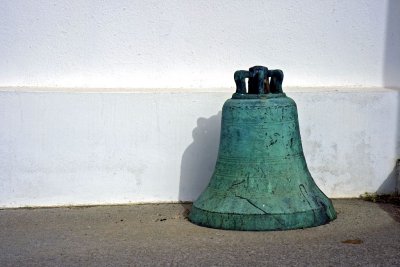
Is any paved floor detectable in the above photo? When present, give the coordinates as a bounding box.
[0,199,399,266]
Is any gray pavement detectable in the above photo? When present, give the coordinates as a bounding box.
[0,199,399,266]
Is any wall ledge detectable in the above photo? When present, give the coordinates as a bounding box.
[0,86,398,94]
[0,86,398,207]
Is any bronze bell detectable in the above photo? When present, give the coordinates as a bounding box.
[189,66,336,230]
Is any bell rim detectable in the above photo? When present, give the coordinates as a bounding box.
[189,204,337,231]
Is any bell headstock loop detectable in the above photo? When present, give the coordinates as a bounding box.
[268,69,284,94]
[234,70,250,94]
[248,66,268,94]
[233,66,284,97]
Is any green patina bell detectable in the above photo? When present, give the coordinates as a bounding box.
[189,66,336,231]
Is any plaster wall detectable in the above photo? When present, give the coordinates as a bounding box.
[0,0,399,207]
[0,88,398,207]
[0,0,399,88]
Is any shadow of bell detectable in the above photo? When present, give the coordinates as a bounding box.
[179,112,222,202]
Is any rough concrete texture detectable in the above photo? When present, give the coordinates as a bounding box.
[0,199,399,266]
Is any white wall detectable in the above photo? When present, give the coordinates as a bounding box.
[0,88,398,207]
[0,1,399,207]
[0,0,399,88]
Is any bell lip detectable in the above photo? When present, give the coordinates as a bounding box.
[232,93,286,99]
[189,205,337,231]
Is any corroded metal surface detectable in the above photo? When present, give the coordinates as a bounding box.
[189,66,336,230]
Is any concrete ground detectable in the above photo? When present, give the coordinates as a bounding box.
[0,199,399,266]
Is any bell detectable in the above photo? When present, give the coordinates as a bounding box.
[189,66,336,230]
